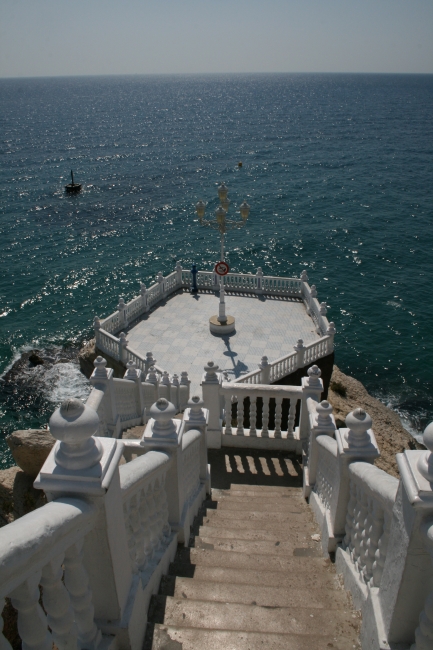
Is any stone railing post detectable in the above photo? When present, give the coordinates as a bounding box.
[255,267,264,296]
[89,356,121,437]
[183,396,210,494]
[365,421,433,649]
[157,271,165,298]
[326,321,336,352]
[201,361,223,449]
[175,261,182,287]
[140,399,187,539]
[144,351,157,374]
[140,282,149,313]
[304,399,335,499]
[300,364,323,445]
[294,339,305,369]
[329,409,379,552]
[124,360,146,425]
[118,332,128,363]
[307,284,317,316]
[145,365,160,403]
[34,399,130,630]
[117,296,127,329]
[319,301,327,316]
[259,355,270,384]
[300,269,309,282]
[179,371,191,410]
[170,374,180,411]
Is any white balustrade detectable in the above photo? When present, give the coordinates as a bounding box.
[120,451,173,575]
[1,391,210,648]
[313,435,338,511]
[220,382,302,445]
[0,498,98,650]
[342,462,397,589]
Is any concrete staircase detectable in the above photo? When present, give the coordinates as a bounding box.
[145,483,361,650]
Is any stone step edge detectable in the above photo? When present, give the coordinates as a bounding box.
[169,574,342,593]
[157,594,353,617]
[151,623,348,646]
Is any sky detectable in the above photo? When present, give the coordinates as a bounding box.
[1,0,432,77]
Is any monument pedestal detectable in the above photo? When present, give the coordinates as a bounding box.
[209,314,235,335]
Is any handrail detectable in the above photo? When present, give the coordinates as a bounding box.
[348,461,398,513]
[0,498,96,596]
[119,451,171,498]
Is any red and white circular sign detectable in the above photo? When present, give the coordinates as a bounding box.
[214,261,230,276]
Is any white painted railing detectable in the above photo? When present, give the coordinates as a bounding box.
[304,395,433,649]
[120,451,172,576]
[86,357,191,438]
[95,265,334,386]
[0,498,103,648]
[342,462,397,589]
[0,394,210,649]
[221,382,302,441]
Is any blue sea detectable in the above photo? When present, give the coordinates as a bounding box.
[1,73,432,466]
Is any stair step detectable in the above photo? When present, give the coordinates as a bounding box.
[203,508,309,523]
[212,499,305,512]
[151,624,360,650]
[198,524,316,541]
[168,562,339,589]
[229,484,302,494]
[213,487,303,499]
[172,576,349,609]
[194,536,320,556]
[174,547,325,571]
[156,596,360,638]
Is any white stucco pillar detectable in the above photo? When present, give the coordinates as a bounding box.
[201,361,223,449]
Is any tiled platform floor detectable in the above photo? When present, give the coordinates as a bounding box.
[126,291,319,393]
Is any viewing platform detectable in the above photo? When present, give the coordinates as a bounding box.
[94,264,336,393]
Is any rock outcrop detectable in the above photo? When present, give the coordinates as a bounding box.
[6,428,55,479]
[78,338,127,379]
[327,365,423,478]
[0,466,47,528]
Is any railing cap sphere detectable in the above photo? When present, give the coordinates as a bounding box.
[149,398,177,438]
[49,399,103,471]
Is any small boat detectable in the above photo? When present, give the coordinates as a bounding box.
[65,170,82,193]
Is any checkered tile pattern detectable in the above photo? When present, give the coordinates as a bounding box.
[126,291,319,393]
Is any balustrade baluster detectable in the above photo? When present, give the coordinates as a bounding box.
[288,399,297,436]
[236,396,244,435]
[64,540,101,647]
[274,397,282,438]
[372,510,391,587]
[40,554,77,649]
[351,485,363,563]
[140,485,154,564]
[149,485,161,553]
[261,397,270,437]
[224,394,232,435]
[354,489,369,572]
[160,478,171,539]
[0,599,13,650]
[10,573,52,650]
[249,396,257,436]
[366,501,384,586]
[125,495,140,573]
[360,496,373,581]
[153,481,165,548]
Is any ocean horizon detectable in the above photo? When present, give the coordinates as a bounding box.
[1,72,432,467]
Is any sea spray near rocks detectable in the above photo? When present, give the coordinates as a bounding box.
[0,346,90,467]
